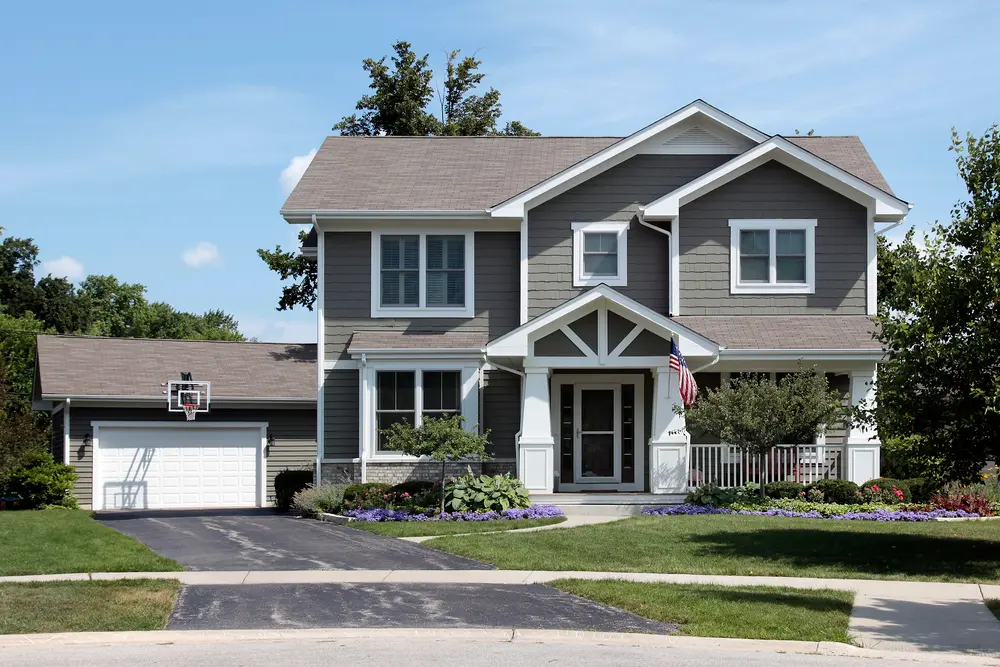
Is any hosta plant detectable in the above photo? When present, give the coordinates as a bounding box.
[447,470,530,512]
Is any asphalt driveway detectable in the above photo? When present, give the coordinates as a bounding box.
[97,510,491,571]
[168,583,676,633]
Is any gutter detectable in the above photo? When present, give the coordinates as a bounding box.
[875,216,907,237]
[281,209,490,222]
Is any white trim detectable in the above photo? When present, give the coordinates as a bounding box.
[490,101,768,219]
[520,215,529,325]
[349,349,485,360]
[316,227,325,476]
[609,324,643,358]
[719,348,884,361]
[370,230,475,319]
[571,221,629,287]
[642,137,910,222]
[489,285,719,359]
[560,325,597,359]
[866,204,877,315]
[90,421,268,511]
[323,359,359,370]
[321,458,361,464]
[549,372,645,493]
[670,217,680,315]
[283,209,490,222]
[728,219,816,295]
[62,398,70,466]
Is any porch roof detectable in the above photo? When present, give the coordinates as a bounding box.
[348,331,488,355]
[673,315,880,350]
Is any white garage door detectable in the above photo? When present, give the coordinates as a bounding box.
[95,424,262,510]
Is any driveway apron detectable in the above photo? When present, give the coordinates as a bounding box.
[97,511,491,571]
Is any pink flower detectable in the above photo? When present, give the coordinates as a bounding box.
[872,485,880,492]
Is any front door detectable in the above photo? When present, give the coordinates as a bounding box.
[574,384,620,484]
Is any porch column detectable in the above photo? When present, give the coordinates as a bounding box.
[649,365,690,494]
[846,368,880,485]
[518,367,555,493]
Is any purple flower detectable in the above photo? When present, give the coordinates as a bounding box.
[342,504,565,523]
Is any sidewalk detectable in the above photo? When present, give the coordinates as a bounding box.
[3,569,999,655]
[399,514,625,542]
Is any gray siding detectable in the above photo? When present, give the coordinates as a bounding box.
[527,155,729,318]
[680,161,868,315]
[481,369,520,459]
[67,406,315,509]
[324,231,519,360]
[324,369,360,459]
[50,407,64,463]
[534,329,586,356]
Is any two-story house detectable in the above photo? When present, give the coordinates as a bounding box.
[284,100,908,499]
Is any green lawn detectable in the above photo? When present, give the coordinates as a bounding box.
[426,514,1000,583]
[0,580,181,634]
[348,516,566,537]
[0,510,181,576]
[551,580,854,642]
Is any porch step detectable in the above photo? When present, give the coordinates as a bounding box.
[531,493,687,516]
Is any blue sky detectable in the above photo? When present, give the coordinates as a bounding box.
[3,0,996,342]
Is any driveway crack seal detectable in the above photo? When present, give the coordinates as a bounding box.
[241,571,250,584]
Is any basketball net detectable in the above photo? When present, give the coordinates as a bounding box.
[182,403,198,421]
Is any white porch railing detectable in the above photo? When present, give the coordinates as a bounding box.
[688,444,845,489]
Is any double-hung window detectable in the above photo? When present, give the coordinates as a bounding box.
[729,219,816,294]
[375,370,462,450]
[572,221,629,287]
[372,232,474,317]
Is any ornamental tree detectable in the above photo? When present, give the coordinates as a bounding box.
[380,415,492,513]
[681,370,848,499]
[869,125,1000,482]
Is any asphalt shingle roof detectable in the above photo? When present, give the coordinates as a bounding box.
[35,335,316,400]
[282,135,893,212]
[348,331,489,352]
[672,316,880,350]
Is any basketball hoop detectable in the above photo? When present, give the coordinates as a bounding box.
[182,403,198,421]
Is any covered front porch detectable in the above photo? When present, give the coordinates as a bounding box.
[486,286,881,497]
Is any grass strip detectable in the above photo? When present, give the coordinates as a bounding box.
[348,516,565,537]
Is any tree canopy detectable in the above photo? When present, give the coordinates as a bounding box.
[871,125,1000,482]
[261,41,538,311]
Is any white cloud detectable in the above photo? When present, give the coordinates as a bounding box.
[280,149,317,195]
[41,256,85,282]
[181,242,221,268]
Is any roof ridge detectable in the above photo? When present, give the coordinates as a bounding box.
[322,135,625,140]
[38,334,315,346]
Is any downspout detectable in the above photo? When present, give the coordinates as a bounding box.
[360,352,368,484]
[874,216,906,237]
[63,397,71,465]
[637,210,674,315]
[690,354,722,375]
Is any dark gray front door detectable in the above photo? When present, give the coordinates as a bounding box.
[574,385,620,483]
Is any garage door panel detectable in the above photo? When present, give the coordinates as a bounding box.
[97,426,261,510]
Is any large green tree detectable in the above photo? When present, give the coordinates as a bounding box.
[263,41,538,311]
[870,125,1000,481]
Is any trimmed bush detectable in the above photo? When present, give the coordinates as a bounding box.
[807,479,860,504]
[5,452,78,509]
[905,478,935,503]
[685,484,737,507]
[293,483,348,517]
[343,482,393,501]
[274,469,314,513]
[863,478,911,503]
[389,480,435,496]
[765,481,805,499]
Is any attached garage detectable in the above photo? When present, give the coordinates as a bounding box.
[94,423,266,511]
[33,335,318,511]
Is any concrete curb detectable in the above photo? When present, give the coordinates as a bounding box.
[1,627,997,663]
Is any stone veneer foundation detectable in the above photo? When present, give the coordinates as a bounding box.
[319,461,517,485]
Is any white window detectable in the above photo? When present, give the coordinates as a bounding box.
[572,221,629,287]
[728,219,816,294]
[374,369,463,451]
[371,231,475,317]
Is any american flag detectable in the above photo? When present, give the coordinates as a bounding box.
[669,340,698,407]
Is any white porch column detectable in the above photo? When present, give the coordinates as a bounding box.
[518,367,555,493]
[649,365,690,494]
[846,368,880,485]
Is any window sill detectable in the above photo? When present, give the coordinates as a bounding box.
[730,282,815,295]
[371,305,475,319]
[572,276,627,288]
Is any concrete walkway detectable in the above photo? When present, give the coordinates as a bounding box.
[399,514,625,542]
[4,570,999,655]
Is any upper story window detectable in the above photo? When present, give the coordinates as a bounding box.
[572,221,629,287]
[371,231,475,318]
[728,219,816,294]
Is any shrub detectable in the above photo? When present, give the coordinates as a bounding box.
[807,479,860,504]
[292,483,348,517]
[905,478,935,503]
[803,487,825,503]
[862,478,911,503]
[343,482,393,502]
[273,469,314,513]
[685,483,737,507]
[389,480,435,496]
[928,493,993,516]
[447,470,530,512]
[5,452,77,509]
[765,481,805,499]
